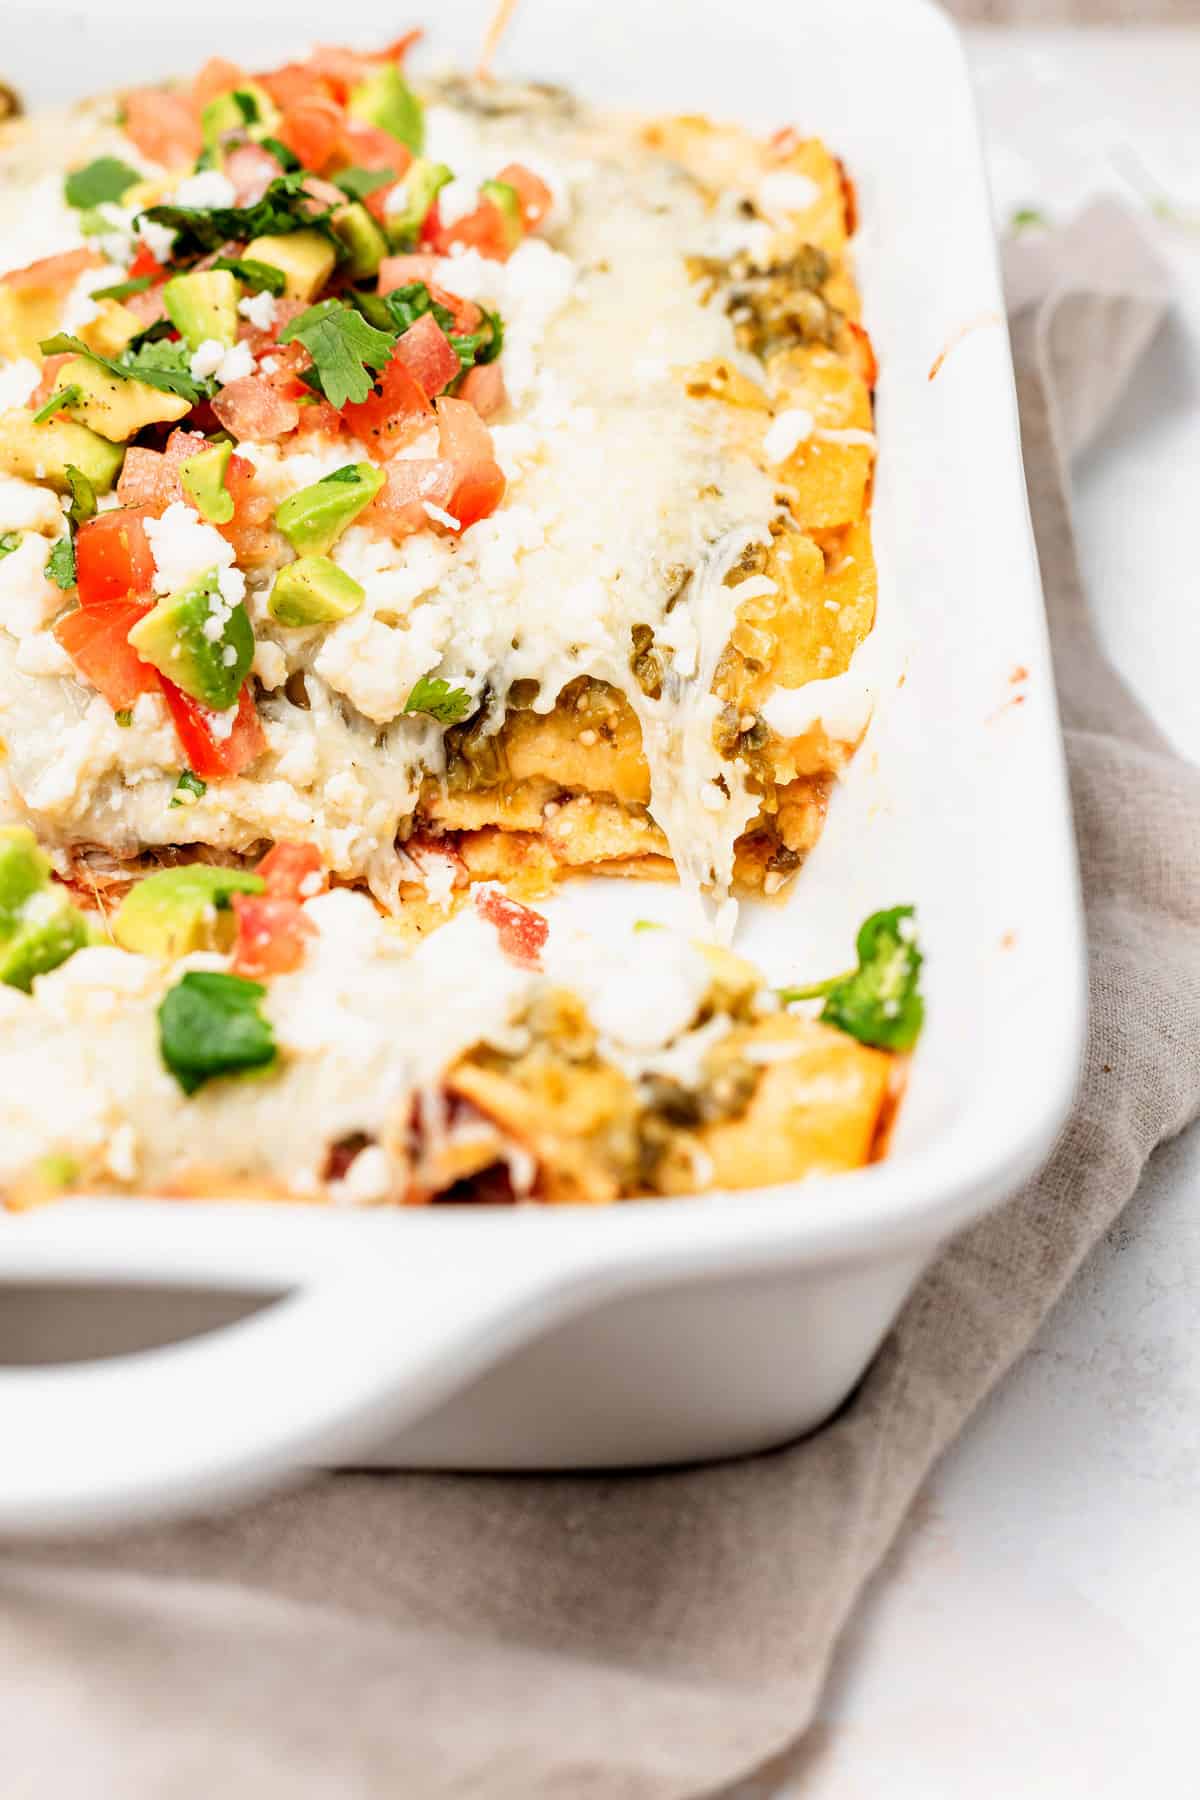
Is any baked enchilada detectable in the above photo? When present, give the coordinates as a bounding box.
[0,33,918,1205]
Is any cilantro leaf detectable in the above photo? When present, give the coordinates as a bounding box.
[334,165,396,201]
[279,299,395,409]
[39,331,211,404]
[169,769,207,808]
[319,466,364,484]
[158,970,278,1095]
[1010,207,1049,234]
[232,89,260,125]
[0,532,20,559]
[141,174,340,262]
[89,274,154,303]
[32,383,82,424]
[64,464,96,531]
[64,156,142,209]
[779,906,924,1052]
[45,537,76,590]
[257,135,302,173]
[404,675,473,725]
[210,256,287,296]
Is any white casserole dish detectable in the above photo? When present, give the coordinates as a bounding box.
[0,0,1086,1535]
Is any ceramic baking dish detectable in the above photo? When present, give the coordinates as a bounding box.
[0,0,1085,1535]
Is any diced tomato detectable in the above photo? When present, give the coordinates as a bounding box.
[377,252,438,293]
[123,282,169,328]
[429,198,513,262]
[494,162,554,232]
[257,61,338,112]
[123,88,203,169]
[363,180,403,227]
[474,888,548,970]
[835,156,858,237]
[847,320,877,391]
[161,681,267,780]
[192,57,247,109]
[54,601,158,711]
[340,352,431,458]
[30,352,76,411]
[224,141,286,204]
[375,30,423,63]
[294,397,344,441]
[394,312,460,401]
[0,247,99,294]
[127,244,165,284]
[277,95,345,172]
[368,458,457,540]
[337,120,412,175]
[458,360,507,419]
[303,44,377,104]
[74,508,156,606]
[231,893,316,978]
[219,453,279,566]
[436,397,507,529]
[449,460,506,530]
[115,430,208,513]
[257,840,327,902]
[213,375,300,441]
[435,394,493,465]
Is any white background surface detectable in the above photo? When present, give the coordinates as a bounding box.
[789,28,1200,1799]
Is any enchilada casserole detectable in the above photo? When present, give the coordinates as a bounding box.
[0,33,918,1205]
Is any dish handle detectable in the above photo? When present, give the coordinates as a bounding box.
[0,1246,604,1538]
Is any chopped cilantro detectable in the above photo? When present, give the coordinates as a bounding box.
[257,136,302,173]
[319,466,364,485]
[633,919,664,933]
[89,274,154,303]
[114,709,133,727]
[232,89,260,125]
[64,156,142,210]
[1010,207,1049,234]
[169,769,207,808]
[404,675,472,725]
[39,331,212,405]
[158,969,278,1095]
[32,383,82,424]
[334,165,396,201]
[210,256,287,295]
[141,174,341,262]
[45,536,76,590]
[64,464,96,531]
[279,299,395,409]
[779,906,924,1052]
[0,532,20,559]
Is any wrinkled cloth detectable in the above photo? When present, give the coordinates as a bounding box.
[1,200,1196,1800]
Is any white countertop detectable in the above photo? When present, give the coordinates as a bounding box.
[792,28,1200,1798]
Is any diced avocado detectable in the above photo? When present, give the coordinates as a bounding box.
[79,298,143,358]
[59,355,191,443]
[163,270,241,352]
[243,231,336,304]
[127,566,255,710]
[112,863,264,959]
[0,288,61,361]
[201,82,281,155]
[384,159,452,248]
[480,180,523,251]
[180,440,234,524]
[331,203,388,281]
[0,409,124,494]
[0,826,89,992]
[347,65,424,153]
[267,555,365,627]
[274,463,384,556]
[0,825,51,927]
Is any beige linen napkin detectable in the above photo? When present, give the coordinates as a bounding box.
[1,200,1196,1800]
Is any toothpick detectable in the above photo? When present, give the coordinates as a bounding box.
[477,0,520,81]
